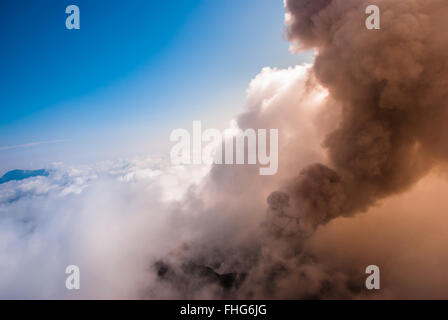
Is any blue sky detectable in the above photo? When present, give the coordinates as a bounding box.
[0,0,312,172]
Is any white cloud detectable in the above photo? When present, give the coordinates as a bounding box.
[0,63,338,299]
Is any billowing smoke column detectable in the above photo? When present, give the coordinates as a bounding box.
[276,0,448,228]
[3,0,448,300]
[152,0,448,299]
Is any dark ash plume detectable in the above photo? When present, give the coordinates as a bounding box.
[278,0,448,228]
[152,0,448,299]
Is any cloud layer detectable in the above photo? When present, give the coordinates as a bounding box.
[2,0,448,299]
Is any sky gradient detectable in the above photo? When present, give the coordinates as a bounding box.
[0,0,312,172]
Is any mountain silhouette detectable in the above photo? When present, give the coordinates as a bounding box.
[0,169,49,184]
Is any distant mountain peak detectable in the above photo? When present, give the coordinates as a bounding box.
[0,169,49,184]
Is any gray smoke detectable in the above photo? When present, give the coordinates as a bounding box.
[3,1,448,299]
[279,0,448,228]
[151,0,448,299]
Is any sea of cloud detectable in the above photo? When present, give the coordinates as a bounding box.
[2,58,448,299]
